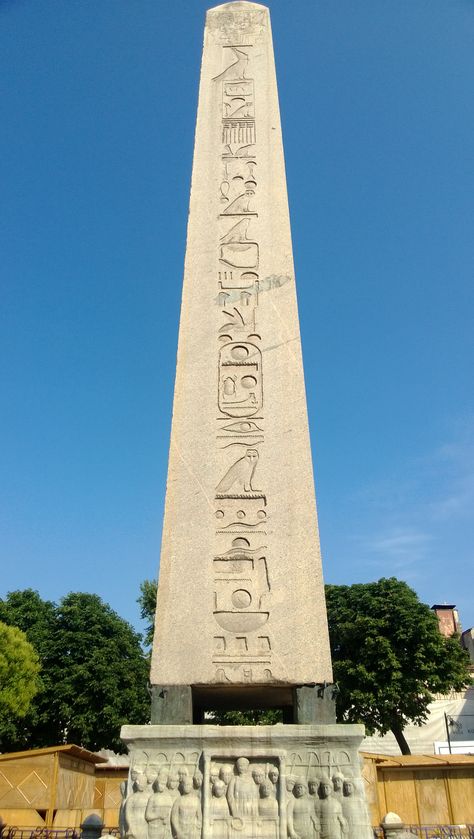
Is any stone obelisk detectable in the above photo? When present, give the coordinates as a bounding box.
[121,5,373,839]
[149,0,333,721]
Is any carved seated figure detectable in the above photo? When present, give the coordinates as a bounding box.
[258,781,278,818]
[145,777,173,839]
[211,781,230,818]
[170,778,202,839]
[287,780,320,839]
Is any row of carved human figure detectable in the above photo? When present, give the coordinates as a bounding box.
[121,758,371,839]
[286,775,372,839]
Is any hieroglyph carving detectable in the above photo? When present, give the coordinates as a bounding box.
[213,537,270,631]
[120,749,371,839]
[218,342,262,418]
[212,36,272,685]
[207,10,266,46]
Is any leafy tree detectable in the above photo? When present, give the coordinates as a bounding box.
[0,589,57,748]
[0,621,41,741]
[210,709,283,725]
[325,578,471,754]
[137,579,157,650]
[0,589,150,753]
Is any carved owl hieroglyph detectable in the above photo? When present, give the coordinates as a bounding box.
[216,449,259,493]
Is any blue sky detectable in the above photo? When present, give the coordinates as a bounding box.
[1,0,473,636]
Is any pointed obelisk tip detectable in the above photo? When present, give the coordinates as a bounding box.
[207,1,269,13]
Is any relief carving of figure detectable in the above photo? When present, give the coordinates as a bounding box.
[170,778,202,839]
[285,778,296,795]
[193,771,203,798]
[124,775,150,839]
[227,757,258,818]
[331,773,344,803]
[146,768,159,790]
[318,779,347,839]
[210,780,230,839]
[219,765,234,787]
[258,781,278,818]
[252,767,265,788]
[341,780,372,839]
[119,780,128,837]
[168,774,180,802]
[211,780,230,817]
[216,449,259,494]
[308,780,320,819]
[145,777,173,839]
[287,781,320,839]
[268,766,279,792]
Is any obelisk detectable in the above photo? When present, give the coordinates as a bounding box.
[149,0,333,721]
[121,5,373,839]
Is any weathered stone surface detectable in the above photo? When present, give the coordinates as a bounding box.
[294,686,337,725]
[381,812,416,839]
[120,725,373,839]
[150,686,194,725]
[150,0,333,692]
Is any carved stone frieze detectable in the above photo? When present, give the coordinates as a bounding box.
[121,725,373,839]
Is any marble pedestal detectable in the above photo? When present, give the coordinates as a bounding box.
[120,724,373,839]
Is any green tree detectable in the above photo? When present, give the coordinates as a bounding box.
[137,579,157,650]
[0,589,150,753]
[0,621,41,742]
[325,578,471,754]
[0,589,57,748]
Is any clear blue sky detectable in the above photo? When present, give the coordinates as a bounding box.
[1,0,473,636]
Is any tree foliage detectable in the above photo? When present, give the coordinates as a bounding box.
[137,579,157,650]
[325,578,471,754]
[210,708,283,725]
[0,589,150,753]
[0,621,41,739]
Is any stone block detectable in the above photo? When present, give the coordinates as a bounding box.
[120,724,373,839]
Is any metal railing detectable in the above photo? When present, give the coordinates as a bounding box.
[0,825,120,839]
[2,826,473,839]
[0,830,119,839]
[373,828,474,839]
[0,831,81,839]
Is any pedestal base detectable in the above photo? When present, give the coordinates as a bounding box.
[120,723,372,839]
